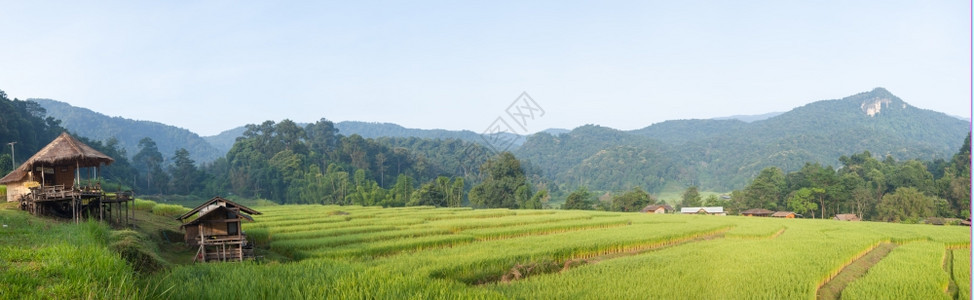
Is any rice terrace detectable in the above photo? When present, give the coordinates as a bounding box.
[0,1,971,299]
[2,201,969,299]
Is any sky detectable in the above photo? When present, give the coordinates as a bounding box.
[0,1,969,136]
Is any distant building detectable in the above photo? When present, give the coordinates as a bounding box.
[771,211,797,218]
[681,207,726,216]
[641,204,674,214]
[741,208,774,217]
[833,214,861,221]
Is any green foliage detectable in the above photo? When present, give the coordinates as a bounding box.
[611,187,653,212]
[0,92,65,168]
[562,187,594,210]
[216,119,480,206]
[681,186,702,207]
[469,152,531,209]
[875,187,937,223]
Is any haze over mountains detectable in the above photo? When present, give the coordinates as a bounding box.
[33,88,970,191]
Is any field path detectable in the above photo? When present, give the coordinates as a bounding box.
[816,242,897,300]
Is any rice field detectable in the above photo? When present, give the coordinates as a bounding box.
[149,205,970,299]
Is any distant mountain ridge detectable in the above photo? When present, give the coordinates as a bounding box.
[31,87,968,193]
[516,88,970,192]
[33,99,224,163]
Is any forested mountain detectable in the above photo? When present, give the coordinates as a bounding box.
[33,99,224,163]
[518,88,970,192]
[20,87,970,197]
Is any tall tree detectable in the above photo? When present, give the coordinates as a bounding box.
[612,187,653,212]
[469,152,530,208]
[563,187,594,210]
[681,186,702,207]
[133,137,168,194]
[168,148,200,195]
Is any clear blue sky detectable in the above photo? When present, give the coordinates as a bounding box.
[0,1,969,136]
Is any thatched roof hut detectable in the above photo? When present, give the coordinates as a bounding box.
[0,132,114,202]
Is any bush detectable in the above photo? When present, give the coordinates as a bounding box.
[152,203,190,218]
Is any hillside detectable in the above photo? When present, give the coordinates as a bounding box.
[518,88,970,191]
[204,121,526,155]
[33,99,224,163]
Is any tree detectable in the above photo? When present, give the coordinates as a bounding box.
[409,181,446,207]
[563,187,594,210]
[786,188,820,218]
[746,167,785,210]
[468,152,530,208]
[875,187,936,223]
[703,194,721,207]
[612,187,653,212]
[133,137,168,194]
[681,186,702,207]
[168,148,200,195]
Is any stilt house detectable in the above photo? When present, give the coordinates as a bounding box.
[177,197,262,262]
[0,132,131,224]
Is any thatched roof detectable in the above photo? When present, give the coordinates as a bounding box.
[771,211,797,218]
[0,132,114,184]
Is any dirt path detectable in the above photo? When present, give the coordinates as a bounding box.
[816,242,897,300]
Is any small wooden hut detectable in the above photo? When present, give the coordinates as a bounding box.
[741,208,774,217]
[641,204,674,214]
[177,197,262,262]
[0,132,131,224]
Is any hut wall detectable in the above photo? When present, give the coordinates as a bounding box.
[6,180,29,202]
[54,166,75,187]
[185,226,200,246]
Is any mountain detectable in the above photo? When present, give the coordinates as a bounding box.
[517,88,970,192]
[33,99,224,163]
[202,127,247,155]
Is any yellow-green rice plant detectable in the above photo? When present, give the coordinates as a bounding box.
[131,198,157,211]
[464,217,631,240]
[151,203,190,217]
[841,241,950,300]
[953,248,971,300]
